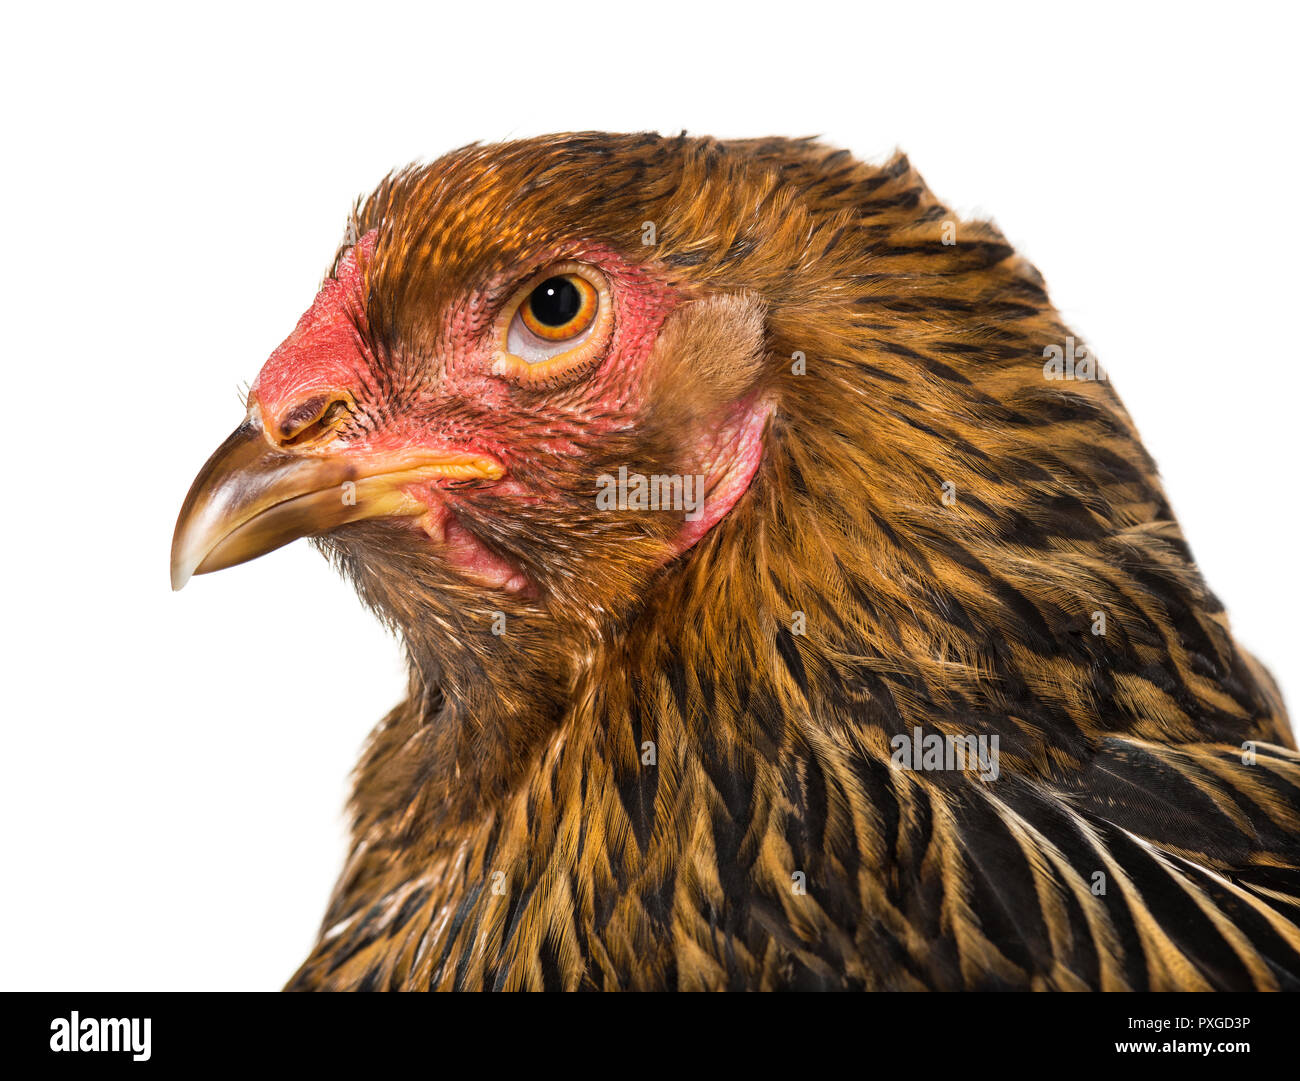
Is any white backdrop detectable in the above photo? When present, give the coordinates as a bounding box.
[2,2,1295,990]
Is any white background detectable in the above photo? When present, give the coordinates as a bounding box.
[2,2,1295,990]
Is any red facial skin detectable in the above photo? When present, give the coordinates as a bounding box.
[248,231,770,592]
[249,237,380,431]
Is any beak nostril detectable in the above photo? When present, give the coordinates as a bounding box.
[275,393,354,449]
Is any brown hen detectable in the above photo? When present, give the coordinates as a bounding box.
[172,133,1299,990]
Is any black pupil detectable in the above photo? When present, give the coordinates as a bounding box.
[528,277,582,327]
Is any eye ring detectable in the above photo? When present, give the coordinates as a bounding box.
[493,261,613,387]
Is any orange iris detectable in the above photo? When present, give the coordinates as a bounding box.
[519,274,599,341]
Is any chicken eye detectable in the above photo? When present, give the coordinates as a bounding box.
[520,275,597,341]
[497,262,613,385]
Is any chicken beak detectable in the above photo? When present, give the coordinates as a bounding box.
[170,418,504,590]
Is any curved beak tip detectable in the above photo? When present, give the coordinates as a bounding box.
[170,559,192,592]
[170,520,204,590]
